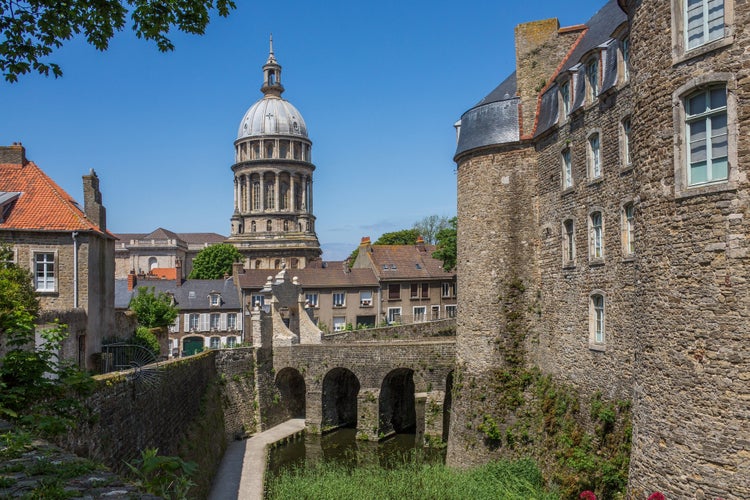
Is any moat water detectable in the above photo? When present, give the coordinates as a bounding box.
[267,428,446,478]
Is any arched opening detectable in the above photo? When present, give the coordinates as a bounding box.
[443,370,453,442]
[148,257,157,271]
[182,336,204,356]
[379,368,416,437]
[275,367,306,419]
[322,368,360,431]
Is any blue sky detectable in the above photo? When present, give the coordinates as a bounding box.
[0,0,608,260]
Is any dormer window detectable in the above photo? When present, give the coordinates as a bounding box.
[621,37,630,83]
[559,80,571,118]
[210,293,221,307]
[586,56,599,102]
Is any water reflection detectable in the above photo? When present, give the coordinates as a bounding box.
[268,428,445,477]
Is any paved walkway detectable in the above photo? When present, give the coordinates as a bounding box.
[209,419,306,500]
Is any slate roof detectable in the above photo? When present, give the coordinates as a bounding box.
[0,161,107,234]
[456,0,627,152]
[361,245,455,281]
[113,230,226,246]
[115,278,241,310]
[236,267,378,290]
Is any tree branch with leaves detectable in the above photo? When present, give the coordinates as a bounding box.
[0,0,236,82]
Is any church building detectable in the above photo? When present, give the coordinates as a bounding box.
[227,38,322,270]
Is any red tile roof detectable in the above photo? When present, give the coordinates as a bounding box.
[362,245,455,280]
[0,161,105,234]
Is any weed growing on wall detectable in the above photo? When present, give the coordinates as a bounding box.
[125,447,197,499]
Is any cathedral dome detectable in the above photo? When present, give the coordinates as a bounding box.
[237,97,308,140]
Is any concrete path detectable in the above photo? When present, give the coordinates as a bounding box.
[209,419,306,500]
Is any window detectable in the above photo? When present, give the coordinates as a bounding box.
[621,117,632,167]
[251,221,256,232]
[1,246,15,265]
[265,183,274,209]
[410,283,428,299]
[622,203,635,257]
[210,294,220,306]
[227,313,237,331]
[305,292,318,307]
[333,292,346,307]
[563,219,576,266]
[388,284,400,300]
[210,313,220,330]
[562,148,573,189]
[431,305,440,320]
[266,220,272,232]
[413,306,426,323]
[210,336,220,349]
[586,56,599,101]
[265,141,274,158]
[34,252,55,291]
[621,37,630,82]
[589,293,606,349]
[686,0,724,50]
[686,86,728,186]
[387,307,402,324]
[333,316,346,332]
[588,133,601,179]
[227,336,237,347]
[251,294,265,308]
[252,182,261,210]
[590,211,604,260]
[441,282,456,298]
[189,313,200,331]
[360,290,373,307]
[445,305,457,318]
[560,80,571,117]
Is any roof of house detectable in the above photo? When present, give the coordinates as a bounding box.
[0,161,107,234]
[113,229,226,246]
[115,278,242,310]
[236,267,378,290]
[360,244,455,281]
[456,0,627,154]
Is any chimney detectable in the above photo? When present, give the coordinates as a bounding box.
[82,169,106,230]
[416,235,426,252]
[127,270,137,291]
[175,258,183,281]
[359,236,373,253]
[0,143,27,165]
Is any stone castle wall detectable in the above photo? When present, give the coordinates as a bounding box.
[449,0,750,496]
[625,0,750,495]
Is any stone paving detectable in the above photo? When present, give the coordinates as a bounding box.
[0,420,157,499]
[208,419,305,500]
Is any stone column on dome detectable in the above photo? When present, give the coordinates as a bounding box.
[274,172,280,212]
[308,178,313,213]
[260,173,266,211]
[233,177,238,211]
[290,173,297,213]
[301,176,308,211]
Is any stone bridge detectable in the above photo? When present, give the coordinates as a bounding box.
[245,269,456,443]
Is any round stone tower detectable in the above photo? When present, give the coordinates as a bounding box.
[228,37,322,270]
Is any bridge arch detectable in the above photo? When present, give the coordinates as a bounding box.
[275,367,306,419]
[379,368,416,437]
[322,367,360,430]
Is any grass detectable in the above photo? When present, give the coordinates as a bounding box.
[266,456,558,500]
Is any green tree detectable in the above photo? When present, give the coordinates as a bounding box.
[0,0,236,82]
[413,215,452,244]
[129,286,178,328]
[374,228,421,246]
[0,246,93,432]
[188,243,243,279]
[432,217,457,271]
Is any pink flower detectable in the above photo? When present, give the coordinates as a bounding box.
[647,493,666,500]
[579,492,597,500]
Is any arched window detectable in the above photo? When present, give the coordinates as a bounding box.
[589,292,606,350]
[274,259,281,269]
[265,141,274,158]
[148,257,157,271]
[280,182,289,210]
[252,182,261,210]
[587,133,601,179]
[265,182,275,209]
[266,220,272,232]
[251,221,256,232]
[283,220,289,231]
[562,219,575,266]
[255,259,262,269]
[589,211,604,260]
